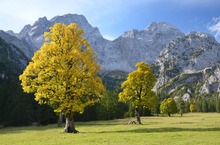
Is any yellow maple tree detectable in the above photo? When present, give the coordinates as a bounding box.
[19,23,105,133]
[119,62,158,124]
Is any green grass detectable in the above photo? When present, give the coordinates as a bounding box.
[1,113,220,145]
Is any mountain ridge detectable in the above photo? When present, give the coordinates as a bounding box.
[6,14,184,72]
[153,31,220,99]
[3,13,220,99]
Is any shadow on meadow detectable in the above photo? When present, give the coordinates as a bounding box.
[98,127,220,134]
[1,125,220,135]
[0,125,55,135]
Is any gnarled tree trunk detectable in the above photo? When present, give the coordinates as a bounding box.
[136,106,142,124]
[64,116,78,133]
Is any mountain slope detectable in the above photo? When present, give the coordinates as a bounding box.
[0,30,35,58]
[153,32,220,99]
[0,35,29,78]
[9,14,184,72]
[113,22,184,69]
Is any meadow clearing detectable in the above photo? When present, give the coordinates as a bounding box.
[1,113,220,145]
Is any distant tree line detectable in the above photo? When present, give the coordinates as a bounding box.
[189,95,220,113]
[0,77,57,126]
[1,75,220,127]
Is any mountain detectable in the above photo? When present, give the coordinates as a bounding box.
[0,30,35,59]
[8,14,184,72]
[153,32,220,99]
[113,22,184,70]
[9,14,108,55]
[5,13,220,99]
[0,33,29,78]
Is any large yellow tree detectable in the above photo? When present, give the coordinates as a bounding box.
[19,23,105,133]
[119,62,158,124]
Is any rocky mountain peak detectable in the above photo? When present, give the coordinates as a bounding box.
[33,16,48,26]
[146,22,181,33]
[154,30,220,90]
[152,30,220,100]
[113,22,184,71]
[51,14,88,25]
[122,29,138,38]
[13,14,105,56]
[49,14,97,38]
[186,31,217,44]
[19,24,31,36]
[9,14,185,72]
[8,14,220,74]
[29,17,50,39]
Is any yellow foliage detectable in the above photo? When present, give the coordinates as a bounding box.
[19,23,105,116]
[118,62,158,110]
[190,104,196,112]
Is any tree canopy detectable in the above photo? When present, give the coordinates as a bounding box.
[19,23,105,132]
[160,98,178,116]
[118,62,158,124]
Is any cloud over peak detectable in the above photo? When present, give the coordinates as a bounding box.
[208,17,220,41]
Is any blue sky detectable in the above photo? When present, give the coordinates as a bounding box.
[0,0,220,41]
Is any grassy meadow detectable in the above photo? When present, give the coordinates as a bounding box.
[1,113,220,145]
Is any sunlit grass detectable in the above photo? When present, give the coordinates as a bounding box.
[1,113,220,145]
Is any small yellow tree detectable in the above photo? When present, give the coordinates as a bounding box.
[190,104,196,112]
[118,62,158,124]
[160,98,178,116]
[19,23,105,133]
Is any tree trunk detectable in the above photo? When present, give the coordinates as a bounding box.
[180,111,183,117]
[64,116,78,133]
[168,113,171,117]
[136,107,142,124]
[57,112,63,127]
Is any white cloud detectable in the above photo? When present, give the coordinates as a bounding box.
[208,17,220,41]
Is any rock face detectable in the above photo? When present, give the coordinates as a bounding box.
[154,32,220,99]
[18,14,105,51]
[200,66,220,94]
[0,35,29,78]
[114,22,184,68]
[156,65,220,100]
[0,30,34,58]
[8,14,184,71]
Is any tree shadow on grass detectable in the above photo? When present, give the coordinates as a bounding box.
[0,125,57,134]
[98,127,220,134]
[2,126,220,135]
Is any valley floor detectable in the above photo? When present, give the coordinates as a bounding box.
[1,113,220,145]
